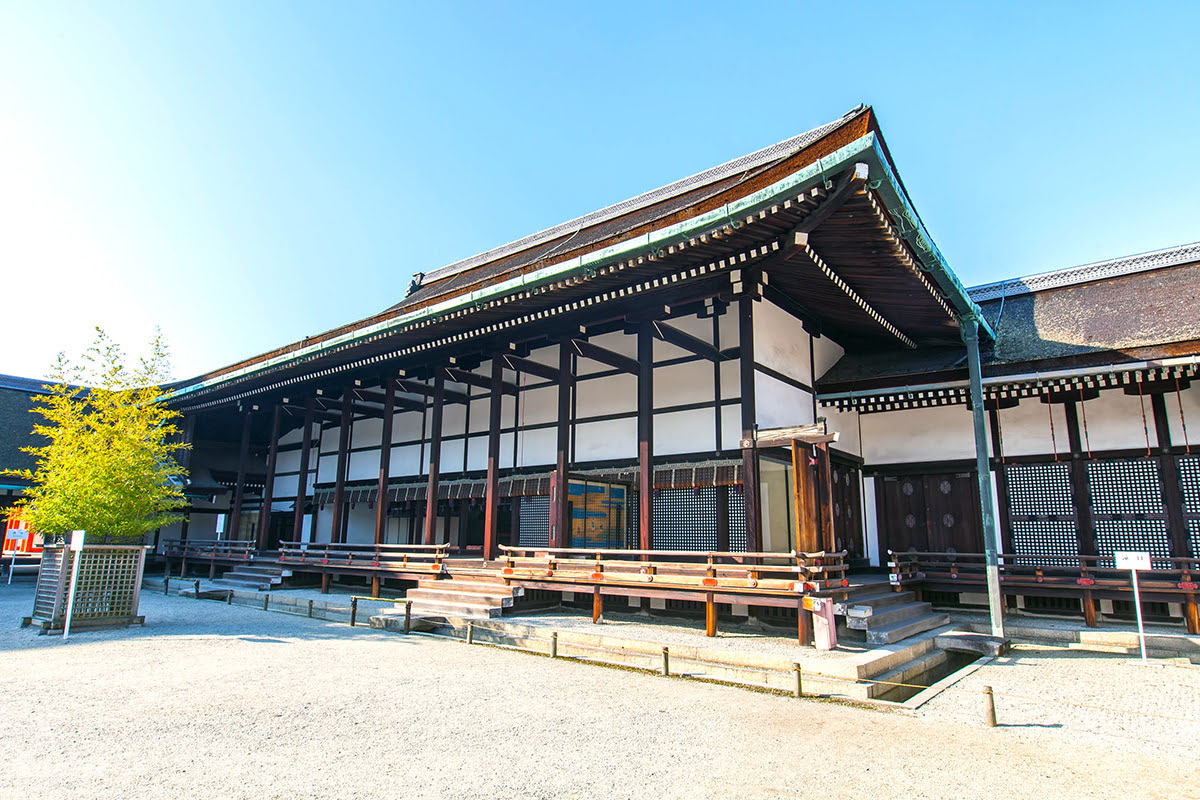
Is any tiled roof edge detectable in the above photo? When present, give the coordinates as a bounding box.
[968,241,1200,302]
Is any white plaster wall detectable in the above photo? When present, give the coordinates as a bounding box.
[441,403,467,438]
[862,476,879,567]
[320,426,339,451]
[654,408,716,455]
[440,438,465,471]
[347,450,377,482]
[721,407,743,450]
[812,334,846,380]
[755,372,813,429]
[822,406,862,458]
[350,417,383,450]
[720,359,740,399]
[520,385,558,426]
[1166,384,1200,447]
[390,444,423,477]
[518,426,557,467]
[466,434,488,472]
[1075,390,1158,452]
[343,504,376,544]
[753,299,812,385]
[576,373,635,417]
[655,360,713,408]
[576,418,638,462]
[317,454,338,477]
[392,409,425,443]
[995,399,1071,457]
[859,405,977,464]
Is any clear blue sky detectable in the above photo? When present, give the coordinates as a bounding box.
[3,1,1197,380]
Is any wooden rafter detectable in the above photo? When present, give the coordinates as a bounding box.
[501,353,559,382]
[570,338,639,375]
[651,320,728,362]
[443,366,518,396]
[779,163,870,260]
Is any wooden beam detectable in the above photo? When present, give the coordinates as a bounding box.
[651,320,725,362]
[444,366,518,396]
[501,353,559,383]
[396,379,471,405]
[228,410,252,540]
[291,398,315,543]
[423,374,444,545]
[352,388,425,414]
[374,379,395,545]
[484,358,503,560]
[779,163,869,258]
[638,322,654,553]
[282,403,340,426]
[256,405,281,550]
[314,397,387,420]
[330,389,353,544]
[570,338,639,375]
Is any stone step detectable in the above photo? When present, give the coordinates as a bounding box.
[841,591,915,615]
[866,612,952,645]
[416,579,524,597]
[847,601,933,631]
[406,598,501,619]
[233,565,287,577]
[406,587,514,608]
[212,577,274,590]
[224,570,283,584]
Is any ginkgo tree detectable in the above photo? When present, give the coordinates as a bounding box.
[5,328,189,544]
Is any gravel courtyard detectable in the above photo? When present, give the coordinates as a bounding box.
[0,581,1193,800]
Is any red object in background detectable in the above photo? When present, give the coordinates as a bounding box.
[3,508,43,556]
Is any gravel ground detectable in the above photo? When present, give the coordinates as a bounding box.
[0,579,1193,800]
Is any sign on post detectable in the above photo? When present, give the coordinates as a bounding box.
[5,529,28,585]
[1114,551,1151,662]
[63,530,86,642]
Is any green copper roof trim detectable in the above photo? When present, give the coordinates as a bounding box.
[165,130,985,401]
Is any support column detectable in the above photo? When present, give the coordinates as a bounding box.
[228,410,253,540]
[292,398,315,544]
[256,405,281,550]
[484,359,503,560]
[738,296,763,551]
[1151,393,1190,559]
[330,389,353,544]
[550,343,572,548]
[962,316,1005,638]
[423,374,445,545]
[638,323,654,552]
[374,380,396,546]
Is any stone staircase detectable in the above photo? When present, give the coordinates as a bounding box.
[212,563,290,592]
[840,583,950,645]
[400,575,525,619]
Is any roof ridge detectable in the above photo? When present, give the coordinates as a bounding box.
[413,106,868,290]
[968,240,1200,302]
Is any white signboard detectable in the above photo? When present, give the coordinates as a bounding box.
[69,530,86,552]
[5,529,28,541]
[1114,551,1151,571]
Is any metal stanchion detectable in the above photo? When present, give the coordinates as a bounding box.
[263,594,270,612]
[193,580,200,598]
[308,599,314,618]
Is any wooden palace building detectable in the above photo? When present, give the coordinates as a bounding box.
[156,105,1200,636]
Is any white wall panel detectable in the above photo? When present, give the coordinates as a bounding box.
[995,399,1070,457]
[721,406,743,450]
[276,451,301,474]
[320,426,339,450]
[518,427,557,467]
[1167,385,1200,446]
[862,477,879,566]
[440,439,465,473]
[718,308,738,345]
[500,432,515,469]
[860,406,976,463]
[392,410,424,443]
[755,372,813,429]
[390,444,422,477]
[272,475,298,500]
[468,399,490,433]
[753,299,811,385]
[466,435,488,472]
[1076,390,1159,452]
[347,450,377,482]
[577,373,636,417]
[720,359,740,399]
[812,335,846,380]
[823,406,862,457]
[317,454,338,477]
[520,386,558,426]
[655,361,713,408]
[441,403,467,438]
[278,427,303,446]
[655,408,715,455]
[350,417,383,450]
[576,418,637,462]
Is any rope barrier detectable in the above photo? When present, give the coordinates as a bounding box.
[1138,380,1152,456]
[1078,384,1092,458]
[1176,375,1191,454]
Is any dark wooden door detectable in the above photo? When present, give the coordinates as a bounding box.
[878,472,982,555]
[830,460,864,560]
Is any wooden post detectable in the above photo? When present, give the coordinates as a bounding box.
[550,342,572,548]
[705,593,717,637]
[292,398,315,544]
[484,358,503,561]
[321,573,330,594]
[510,496,521,548]
[228,410,253,541]
[792,442,819,553]
[738,296,763,550]
[371,575,380,599]
[374,380,396,546]
[424,374,445,545]
[815,443,836,552]
[638,322,654,553]
[1184,595,1200,635]
[1083,589,1097,627]
[257,405,281,550]
[592,586,603,623]
[1063,402,1097,558]
[797,598,812,646]
[1151,393,1190,560]
[330,389,353,544]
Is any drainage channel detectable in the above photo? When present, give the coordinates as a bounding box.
[872,650,982,704]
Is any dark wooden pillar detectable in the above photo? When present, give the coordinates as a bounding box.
[292,398,315,544]
[330,389,353,544]
[423,375,445,545]
[1151,393,1190,559]
[510,496,521,547]
[638,322,654,552]
[256,405,281,550]
[738,296,763,550]
[1062,401,1097,557]
[178,414,196,473]
[228,410,253,540]
[987,405,1016,554]
[484,359,503,560]
[815,443,836,551]
[550,343,572,549]
[374,380,396,545]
